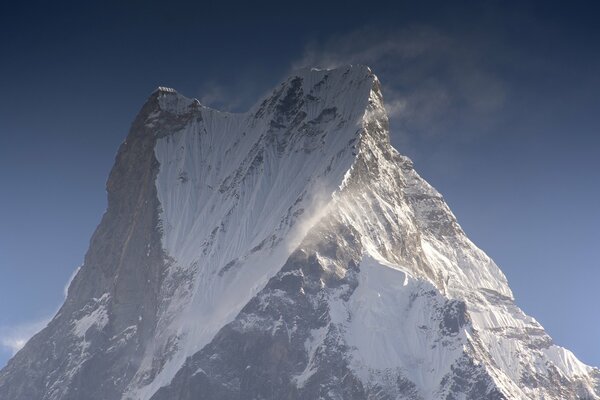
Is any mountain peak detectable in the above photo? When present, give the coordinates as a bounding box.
[153,86,178,94]
[291,64,374,82]
[2,67,598,400]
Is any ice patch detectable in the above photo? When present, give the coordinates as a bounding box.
[72,293,110,337]
[339,255,466,398]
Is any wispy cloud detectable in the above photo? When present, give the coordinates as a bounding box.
[1,266,80,361]
[0,318,50,355]
[195,70,281,113]
[291,25,509,151]
[197,81,245,111]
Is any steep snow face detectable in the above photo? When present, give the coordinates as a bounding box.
[334,79,514,300]
[336,256,467,399]
[314,77,600,399]
[126,66,378,399]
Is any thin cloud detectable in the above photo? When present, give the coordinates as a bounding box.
[0,318,50,355]
[291,25,509,149]
[1,266,79,361]
[197,81,245,111]
[195,69,282,113]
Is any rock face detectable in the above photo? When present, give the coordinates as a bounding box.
[1,65,598,400]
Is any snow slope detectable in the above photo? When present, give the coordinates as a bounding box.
[126,67,378,399]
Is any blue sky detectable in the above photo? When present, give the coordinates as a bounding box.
[1,0,599,367]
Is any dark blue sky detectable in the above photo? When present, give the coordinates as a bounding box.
[1,0,599,367]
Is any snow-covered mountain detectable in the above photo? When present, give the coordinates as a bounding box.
[1,65,598,400]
